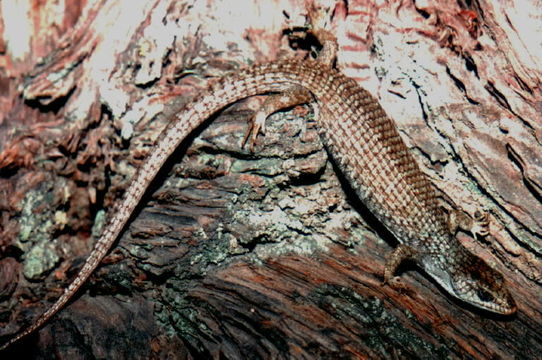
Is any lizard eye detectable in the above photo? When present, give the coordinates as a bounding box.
[476,288,494,303]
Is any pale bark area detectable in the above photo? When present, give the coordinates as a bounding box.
[0,0,540,359]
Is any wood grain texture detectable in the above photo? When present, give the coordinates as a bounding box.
[0,0,540,358]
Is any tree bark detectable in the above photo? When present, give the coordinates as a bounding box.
[0,0,540,359]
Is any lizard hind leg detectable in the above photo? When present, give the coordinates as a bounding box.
[284,5,338,66]
[305,2,339,66]
[242,12,339,152]
[241,86,313,151]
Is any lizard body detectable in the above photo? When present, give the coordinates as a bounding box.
[1,30,515,351]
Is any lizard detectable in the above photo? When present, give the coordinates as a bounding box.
[0,16,516,351]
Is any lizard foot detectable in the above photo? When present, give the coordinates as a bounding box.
[241,87,313,152]
[472,210,490,237]
[383,276,410,293]
[241,109,267,152]
[446,209,490,238]
[383,244,417,292]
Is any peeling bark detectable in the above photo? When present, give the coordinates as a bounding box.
[0,1,540,359]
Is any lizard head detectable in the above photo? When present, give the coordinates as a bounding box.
[421,249,516,315]
[448,253,517,315]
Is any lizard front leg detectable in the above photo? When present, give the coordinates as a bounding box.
[383,244,418,290]
[446,209,490,238]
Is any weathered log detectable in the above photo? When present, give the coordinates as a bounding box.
[0,1,540,358]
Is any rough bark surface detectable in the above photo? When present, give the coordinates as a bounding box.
[0,0,540,359]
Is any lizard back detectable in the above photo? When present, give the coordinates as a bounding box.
[258,60,448,245]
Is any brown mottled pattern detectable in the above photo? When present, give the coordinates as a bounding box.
[1,59,514,350]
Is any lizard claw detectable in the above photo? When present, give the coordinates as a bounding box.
[472,210,490,237]
[383,276,409,292]
[446,208,490,238]
[241,110,267,152]
[241,87,312,152]
[241,111,267,152]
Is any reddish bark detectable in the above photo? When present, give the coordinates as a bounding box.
[0,1,540,359]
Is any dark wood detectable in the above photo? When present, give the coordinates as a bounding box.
[0,1,540,359]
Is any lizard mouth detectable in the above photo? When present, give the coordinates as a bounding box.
[479,291,517,315]
[455,281,517,315]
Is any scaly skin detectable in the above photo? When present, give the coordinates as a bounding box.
[1,35,515,352]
